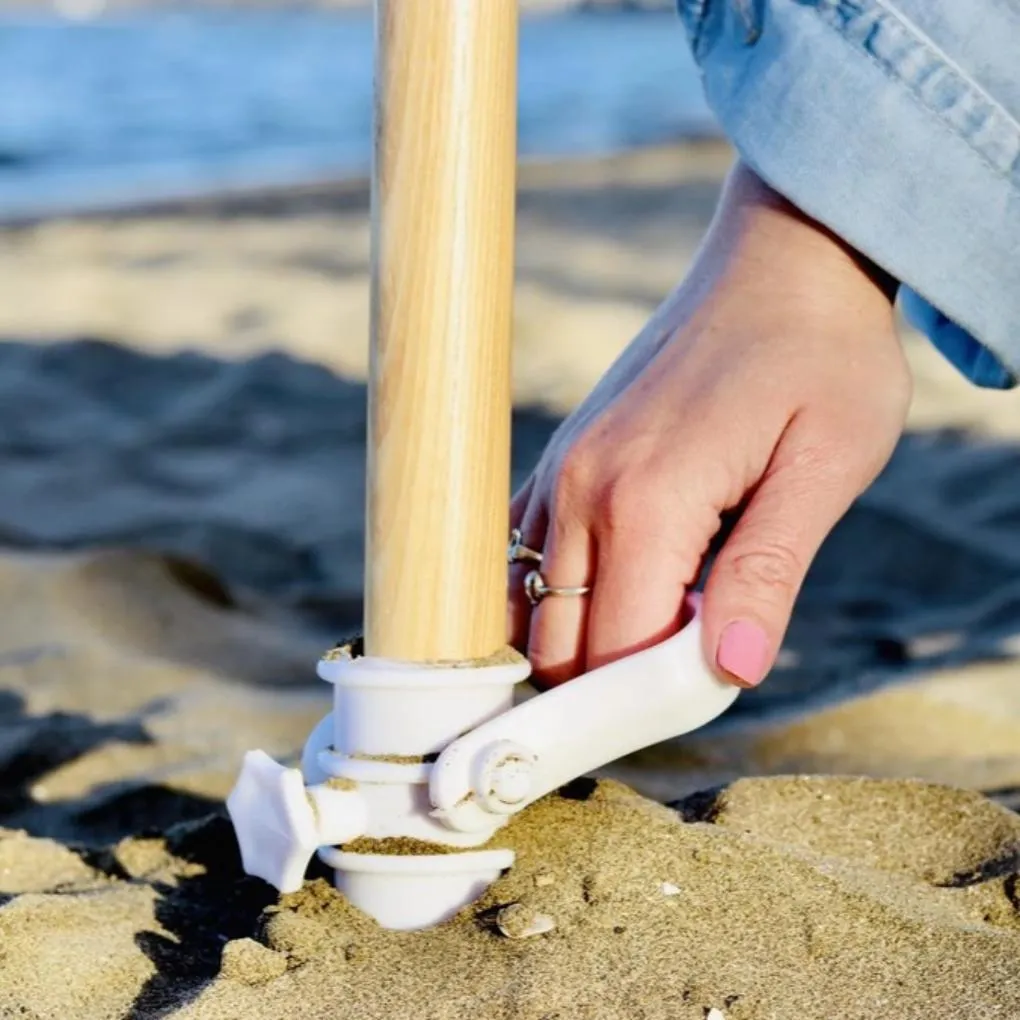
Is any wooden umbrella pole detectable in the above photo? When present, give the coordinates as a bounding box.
[365,0,519,662]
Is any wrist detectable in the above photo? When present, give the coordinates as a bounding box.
[699,161,900,313]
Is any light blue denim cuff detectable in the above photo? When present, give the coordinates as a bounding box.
[678,0,1020,391]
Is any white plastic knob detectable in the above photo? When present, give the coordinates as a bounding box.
[474,740,536,813]
[489,758,533,806]
[227,749,367,893]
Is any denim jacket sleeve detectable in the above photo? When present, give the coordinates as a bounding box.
[678,0,1020,389]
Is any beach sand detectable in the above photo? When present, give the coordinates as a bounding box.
[0,140,1019,1017]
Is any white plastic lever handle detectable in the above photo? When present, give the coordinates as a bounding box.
[429,608,739,831]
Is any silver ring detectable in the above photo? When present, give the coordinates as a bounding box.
[508,527,543,566]
[523,568,591,606]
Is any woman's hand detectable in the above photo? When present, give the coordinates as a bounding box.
[508,162,911,688]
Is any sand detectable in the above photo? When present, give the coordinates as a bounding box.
[0,140,1019,1017]
[3,778,1019,1019]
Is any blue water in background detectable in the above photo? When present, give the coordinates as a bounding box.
[0,7,716,218]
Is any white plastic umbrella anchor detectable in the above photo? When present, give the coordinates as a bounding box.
[308,646,532,847]
[429,603,740,832]
[226,608,740,927]
[227,649,531,925]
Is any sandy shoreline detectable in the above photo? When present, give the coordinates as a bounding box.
[0,140,1019,1017]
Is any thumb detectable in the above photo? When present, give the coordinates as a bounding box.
[701,430,866,688]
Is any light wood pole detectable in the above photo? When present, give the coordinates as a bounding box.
[365,1,518,662]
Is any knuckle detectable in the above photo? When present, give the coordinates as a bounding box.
[598,473,688,547]
[778,430,855,480]
[777,432,873,499]
[783,439,841,476]
[725,540,804,603]
[551,442,599,511]
[598,475,646,534]
[807,432,888,491]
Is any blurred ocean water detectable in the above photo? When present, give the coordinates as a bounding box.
[0,7,716,217]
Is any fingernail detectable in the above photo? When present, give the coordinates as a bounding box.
[716,619,770,688]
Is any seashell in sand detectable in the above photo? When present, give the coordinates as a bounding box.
[495,903,557,939]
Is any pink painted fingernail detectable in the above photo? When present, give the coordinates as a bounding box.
[716,620,770,688]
